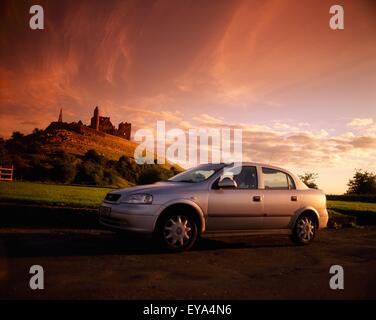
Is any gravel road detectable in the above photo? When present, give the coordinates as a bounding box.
[1,226,375,299]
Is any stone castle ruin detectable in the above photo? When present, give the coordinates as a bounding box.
[46,106,131,140]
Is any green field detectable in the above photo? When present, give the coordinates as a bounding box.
[327,200,376,225]
[327,200,376,214]
[0,181,115,207]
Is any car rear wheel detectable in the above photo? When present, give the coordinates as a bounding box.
[291,214,317,245]
[157,213,198,252]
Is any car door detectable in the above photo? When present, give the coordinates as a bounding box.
[207,165,264,230]
[261,167,300,229]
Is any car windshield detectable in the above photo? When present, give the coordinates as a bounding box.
[168,164,225,183]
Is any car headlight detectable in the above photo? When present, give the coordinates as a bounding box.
[121,193,153,204]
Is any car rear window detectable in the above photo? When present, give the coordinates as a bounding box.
[262,167,295,190]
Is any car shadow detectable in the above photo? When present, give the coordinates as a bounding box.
[0,229,297,258]
[197,236,297,251]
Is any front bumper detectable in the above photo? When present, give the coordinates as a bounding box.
[99,203,160,234]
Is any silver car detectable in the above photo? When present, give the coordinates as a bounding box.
[99,163,328,251]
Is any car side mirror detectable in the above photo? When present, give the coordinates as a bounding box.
[218,177,237,189]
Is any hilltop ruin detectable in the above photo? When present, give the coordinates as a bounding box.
[46,107,131,140]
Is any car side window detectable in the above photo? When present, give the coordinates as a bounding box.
[262,167,295,190]
[214,166,258,189]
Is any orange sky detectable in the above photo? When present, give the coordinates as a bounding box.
[1,0,376,193]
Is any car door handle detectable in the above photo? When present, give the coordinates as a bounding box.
[253,195,261,202]
[291,196,298,201]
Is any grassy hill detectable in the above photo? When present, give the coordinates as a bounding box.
[43,128,138,161]
[1,127,182,187]
[42,127,179,171]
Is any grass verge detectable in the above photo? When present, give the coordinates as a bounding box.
[0,181,115,208]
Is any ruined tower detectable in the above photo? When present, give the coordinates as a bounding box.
[90,106,100,130]
[86,106,131,139]
[58,108,63,122]
[118,122,132,140]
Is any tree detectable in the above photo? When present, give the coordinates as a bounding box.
[27,156,52,181]
[0,138,11,163]
[347,169,376,194]
[11,131,24,140]
[298,172,319,189]
[5,131,27,154]
[11,154,30,180]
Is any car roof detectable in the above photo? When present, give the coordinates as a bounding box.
[222,161,289,171]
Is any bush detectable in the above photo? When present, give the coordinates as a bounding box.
[115,155,140,183]
[83,149,105,164]
[51,152,77,184]
[138,165,174,185]
[75,160,104,185]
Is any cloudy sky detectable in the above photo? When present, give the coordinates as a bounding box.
[1,0,376,193]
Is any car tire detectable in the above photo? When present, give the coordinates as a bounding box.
[291,214,317,245]
[155,212,198,252]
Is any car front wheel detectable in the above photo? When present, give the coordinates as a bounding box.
[156,213,198,252]
[291,214,317,245]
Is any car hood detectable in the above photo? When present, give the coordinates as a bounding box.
[111,181,196,195]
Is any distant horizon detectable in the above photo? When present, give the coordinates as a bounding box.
[1,114,368,196]
[1,0,376,194]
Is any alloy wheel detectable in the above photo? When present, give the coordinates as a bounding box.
[163,215,193,249]
[296,216,315,243]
